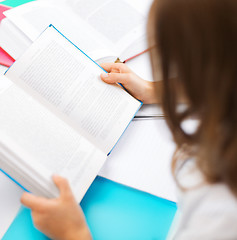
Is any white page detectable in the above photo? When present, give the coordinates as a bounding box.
[5,26,141,154]
[0,18,32,60]
[0,171,23,239]
[99,119,177,202]
[0,77,22,239]
[4,1,116,60]
[66,0,146,55]
[0,76,106,202]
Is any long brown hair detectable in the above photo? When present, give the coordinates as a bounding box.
[148,0,237,194]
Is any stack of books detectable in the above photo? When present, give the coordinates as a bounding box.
[0,0,148,64]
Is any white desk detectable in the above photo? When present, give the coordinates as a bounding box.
[0,30,177,238]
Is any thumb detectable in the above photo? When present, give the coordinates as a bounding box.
[21,192,48,210]
[100,72,130,85]
[53,175,73,199]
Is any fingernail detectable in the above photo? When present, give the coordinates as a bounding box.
[101,73,109,78]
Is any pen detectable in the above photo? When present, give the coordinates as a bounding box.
[114,47,153,64]
[133,115,166,120]
[123,49,150,63]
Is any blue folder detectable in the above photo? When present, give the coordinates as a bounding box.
[3,177,177,240]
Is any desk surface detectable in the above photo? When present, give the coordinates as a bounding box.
[1,1,177,239]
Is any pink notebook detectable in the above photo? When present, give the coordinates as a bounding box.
[0,4,15,67]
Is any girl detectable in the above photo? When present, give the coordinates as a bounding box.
[21,0,237,239]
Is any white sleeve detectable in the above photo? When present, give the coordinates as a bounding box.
[172,184,237,239]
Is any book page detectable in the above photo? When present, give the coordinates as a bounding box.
[99,119,177,202]
[3,1,117,60]
[0,75,23,239]
[0,76,106,202]
[67,0,146,54]
[4,0,146,60]
[5,26,141,154]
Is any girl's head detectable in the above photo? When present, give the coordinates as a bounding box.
[148,0,237,193]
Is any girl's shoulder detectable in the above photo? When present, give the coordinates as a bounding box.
[172,160,237,239]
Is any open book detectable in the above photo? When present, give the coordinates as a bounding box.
[0,25,141,202]
[0,0,148,63]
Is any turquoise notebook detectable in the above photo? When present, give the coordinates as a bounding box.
[1,0,35,7]
[3,177,177,240]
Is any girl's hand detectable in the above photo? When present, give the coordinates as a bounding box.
[100,63,160,104]
[21,175,91,240]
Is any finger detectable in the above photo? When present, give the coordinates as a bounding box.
[21,192,48,210]
[100,72,131,85]
[53,175,72,199]
[100,63,131,73]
